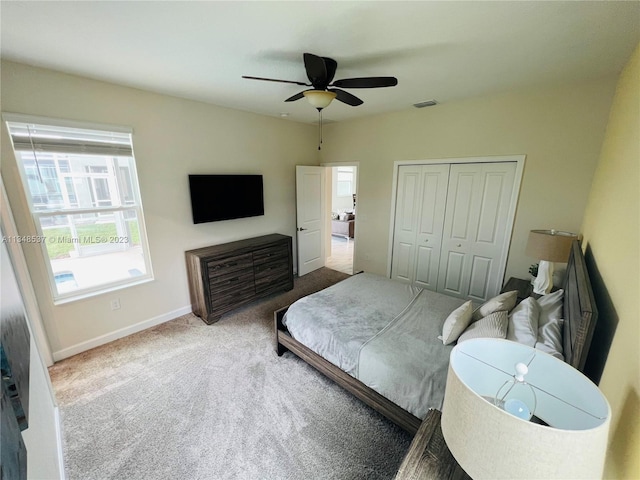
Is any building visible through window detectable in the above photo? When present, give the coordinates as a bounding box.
[4,115,153,303]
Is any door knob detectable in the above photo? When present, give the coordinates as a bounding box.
[457,244,462,247]
[297,227,307,231]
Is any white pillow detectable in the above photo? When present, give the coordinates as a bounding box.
[439,300,473,345]
[535,316,564,360]
[506,297,540,347]
[458,310,508,343]
[537,289,564,327]
[472,290,518,321]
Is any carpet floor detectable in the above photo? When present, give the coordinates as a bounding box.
[49,268,411,480]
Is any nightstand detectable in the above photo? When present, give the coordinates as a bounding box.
[502,277,558,304]
[501,276,533,303]
[395,409,470,480]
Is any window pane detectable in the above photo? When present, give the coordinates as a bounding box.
[41,210,147,295]
[17,152,134,212]
[337,181,352,196]
[6,116,152,302]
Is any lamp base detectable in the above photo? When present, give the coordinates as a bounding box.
[532,260,554,295]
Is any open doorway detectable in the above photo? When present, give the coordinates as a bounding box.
[326,165,357,274]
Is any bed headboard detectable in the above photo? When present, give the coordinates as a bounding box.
[562,240,598,372]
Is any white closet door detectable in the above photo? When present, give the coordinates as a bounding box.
[391,164,449,289]
[391,166,423,283]
[414,165,449,290]
[437,162,516,300]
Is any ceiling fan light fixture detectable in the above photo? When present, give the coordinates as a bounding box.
[303,90,337,109]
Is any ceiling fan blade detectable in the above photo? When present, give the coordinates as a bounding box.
[329,89,363,107]
[303,53,328,89]
[242,75,310,87]
[284,91,307,102]
[323,57,338,84]
[331,77,398,89]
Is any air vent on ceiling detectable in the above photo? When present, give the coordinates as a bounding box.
[413,100,438,108]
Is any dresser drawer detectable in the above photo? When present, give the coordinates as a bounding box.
[209,282,256,310]
[253,244,289,266]
[208,268,254,292]
[207,253,253,277]
[255,264,291,294]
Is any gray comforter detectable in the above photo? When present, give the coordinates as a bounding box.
[282,273,465,419]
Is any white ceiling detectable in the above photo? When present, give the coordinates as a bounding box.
[1,1,639,124]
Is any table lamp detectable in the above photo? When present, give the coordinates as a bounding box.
[441,338,610,480]
[526,229,577,295]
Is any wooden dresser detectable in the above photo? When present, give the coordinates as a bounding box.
[186,234,293,324]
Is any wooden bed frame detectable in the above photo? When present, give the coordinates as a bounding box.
[274,240,597,435]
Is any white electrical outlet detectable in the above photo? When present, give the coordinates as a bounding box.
[110,299,121,310]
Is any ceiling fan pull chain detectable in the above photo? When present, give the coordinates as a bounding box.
[318,108,322,150]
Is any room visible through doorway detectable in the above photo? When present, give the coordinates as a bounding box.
[326,165,356,275]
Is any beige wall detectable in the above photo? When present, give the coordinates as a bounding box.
[1,61,318,359]
[320,78,617,282]
[581,44,640,479]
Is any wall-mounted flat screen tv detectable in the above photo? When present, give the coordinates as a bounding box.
[188,174,264,224]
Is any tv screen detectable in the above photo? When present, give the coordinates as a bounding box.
[188,174,264,224]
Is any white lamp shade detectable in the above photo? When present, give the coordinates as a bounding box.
[303,90,336,109]
[441,338,610,480]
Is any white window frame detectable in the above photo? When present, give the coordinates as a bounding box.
[3,113,154,304]
[336,166,354,197]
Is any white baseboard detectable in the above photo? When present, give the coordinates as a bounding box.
[52,305,192,361]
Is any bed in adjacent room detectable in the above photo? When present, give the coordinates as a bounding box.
[274,241,597,434]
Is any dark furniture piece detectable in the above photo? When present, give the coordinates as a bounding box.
[502,276,559,304]
[502,276,535,303]
[395,409,469,480]
[1,254,31,480]
[275,240,597,435]
[187,234,293,324]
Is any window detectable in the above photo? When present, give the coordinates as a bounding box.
[5,114,153,303]
[336,166,354,197]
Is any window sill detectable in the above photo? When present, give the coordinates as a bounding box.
[52,275,154,305]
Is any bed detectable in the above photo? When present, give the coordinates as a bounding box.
[274,240,597,435]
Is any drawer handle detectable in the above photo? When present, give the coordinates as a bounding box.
[213,261,239,270]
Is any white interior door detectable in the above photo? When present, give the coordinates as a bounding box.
[390,164,449,290]
[296,166,325,276]
[438,162,516,300]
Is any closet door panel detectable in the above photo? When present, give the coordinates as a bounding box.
[415,245,436,286]
[440,251,466,296]
[468,255,492,300]
[476,171,508,244]
[438,164,482,298]
[392,241,414,282]
[448,171,478,242]
[391,166,422,283]
[438,163,516,300]
[414,165,449,290]
[471,164,517,298]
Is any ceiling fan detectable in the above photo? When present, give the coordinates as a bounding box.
[243,52,398,109]
[242,53,398,148]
